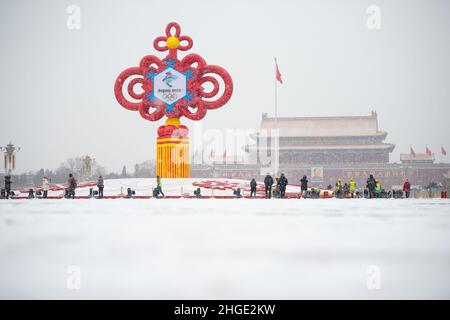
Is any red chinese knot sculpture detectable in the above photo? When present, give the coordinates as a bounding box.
[114,22,233,178]
[114,22,233,122]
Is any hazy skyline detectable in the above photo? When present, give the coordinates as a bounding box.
[1,0,449,173]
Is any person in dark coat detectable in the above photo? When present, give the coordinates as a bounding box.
[156,176,164,197]
[335,179,343,198]
[4,175,12,199]
[250,178,257,198]
[67,173,77,199]
[403,179,411,198]
[97,176,104,198]
[278,173,288,198]
[264,174,274,198]
[300,175,308,198]
[343,183,349,198]
[366,174,376,199]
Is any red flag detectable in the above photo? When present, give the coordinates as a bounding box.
[426,146,433,156]
[276,60,283,84]
[222,150,227,160]
[410,147,415,156]
[442,146,447,156]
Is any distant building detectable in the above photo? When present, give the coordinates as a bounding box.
[246,111,394,166]
[191,112,450,189]
[400,153,435,165]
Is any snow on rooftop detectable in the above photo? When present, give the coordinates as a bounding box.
[400,153,435,162]
[260,112,384,137]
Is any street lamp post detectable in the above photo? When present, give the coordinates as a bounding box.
[1,142,21,175]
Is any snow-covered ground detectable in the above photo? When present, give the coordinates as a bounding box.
[1,178,450,299]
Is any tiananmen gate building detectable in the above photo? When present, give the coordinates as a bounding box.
[191,111,450,189]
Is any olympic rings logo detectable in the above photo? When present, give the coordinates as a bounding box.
[163,93,178,101]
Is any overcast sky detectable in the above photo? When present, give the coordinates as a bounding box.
[1,0,449,173]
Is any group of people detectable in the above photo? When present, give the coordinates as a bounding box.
[1,174,165,199]
[335,178,358,198]
[254,173,319,199]
[258,173,289,198]
[2,172,413,199]
[249,173,413,199]
[335,175,412,199]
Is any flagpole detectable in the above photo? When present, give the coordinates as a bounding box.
[224,150,227,178]
[274,57,278,119]
[274,57,279,176]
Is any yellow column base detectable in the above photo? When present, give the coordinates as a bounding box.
[156,137,190,178]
